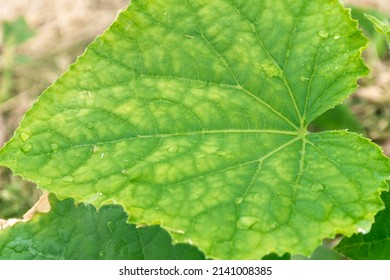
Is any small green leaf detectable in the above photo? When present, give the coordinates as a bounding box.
[3,17,35,46]
[365,14,390,44]
[0,194,204,260]
[0,0,389,259]
[336,188,390,260]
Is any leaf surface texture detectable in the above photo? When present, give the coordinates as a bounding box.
[0,0,389,259]
[0,194,204,260]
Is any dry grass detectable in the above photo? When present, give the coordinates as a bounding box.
[344,0,390,13]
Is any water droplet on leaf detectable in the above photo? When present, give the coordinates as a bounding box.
[21,143,33,153]
[234,197,243,205]
[92,145,98,154]
[237,216,258,229]
[19,131,30,142]
[87,122,95,129]
[62,176,74,183]
[99,250,105,258]
[106,221,115,233]
[51,143,60,152]
[172,229,185,234]
[311,184,325,192]
[333,33,341,40]
[317,30,329,39]
[217,151,227,156]
[167,145,179,153]
[356,220,372,234]
[300,76,309,81]
[357,227,367,234]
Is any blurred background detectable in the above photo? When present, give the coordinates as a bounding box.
[0,0,389,219]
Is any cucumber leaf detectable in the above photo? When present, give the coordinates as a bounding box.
[0,0,389,259]
[0,194,204,260]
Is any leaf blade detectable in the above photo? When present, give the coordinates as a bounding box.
[0,194,204,260]
[0,0,388,259]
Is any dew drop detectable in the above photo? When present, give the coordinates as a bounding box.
[19,131,31,142]
[99,250,105,258]
[357,228,367,234]
[234,197,243,205]
[167,145,179,153]
[106,221,115,233]
[121,169,128,175]
[357,220,372,234]
[300,76,309,81]
[86,122,95,129]
[318,30,329,39]
[62,176,74,183]
[92,145,98,154]
[51,143,60,152]
[172,229,185,234]
[237,216,258,229]
[333,33,341,40]
[311,184,325,192]
[86,192,103,204]
[21,143,33,153]
[217,151,227,156]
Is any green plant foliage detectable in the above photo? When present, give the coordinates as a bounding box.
[310,104,364,134]
[350,7,389,58]
[292,244,345,260]
[365,14,390,44]
[1,16,35,101]
[2,16,35,46]
[0,194,204,260]
[0,0,389,259]
[335,188,390,260]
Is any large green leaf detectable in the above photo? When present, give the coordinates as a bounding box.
[0,194,204,260]
[335,189,390,260]
[0,0,389,259]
